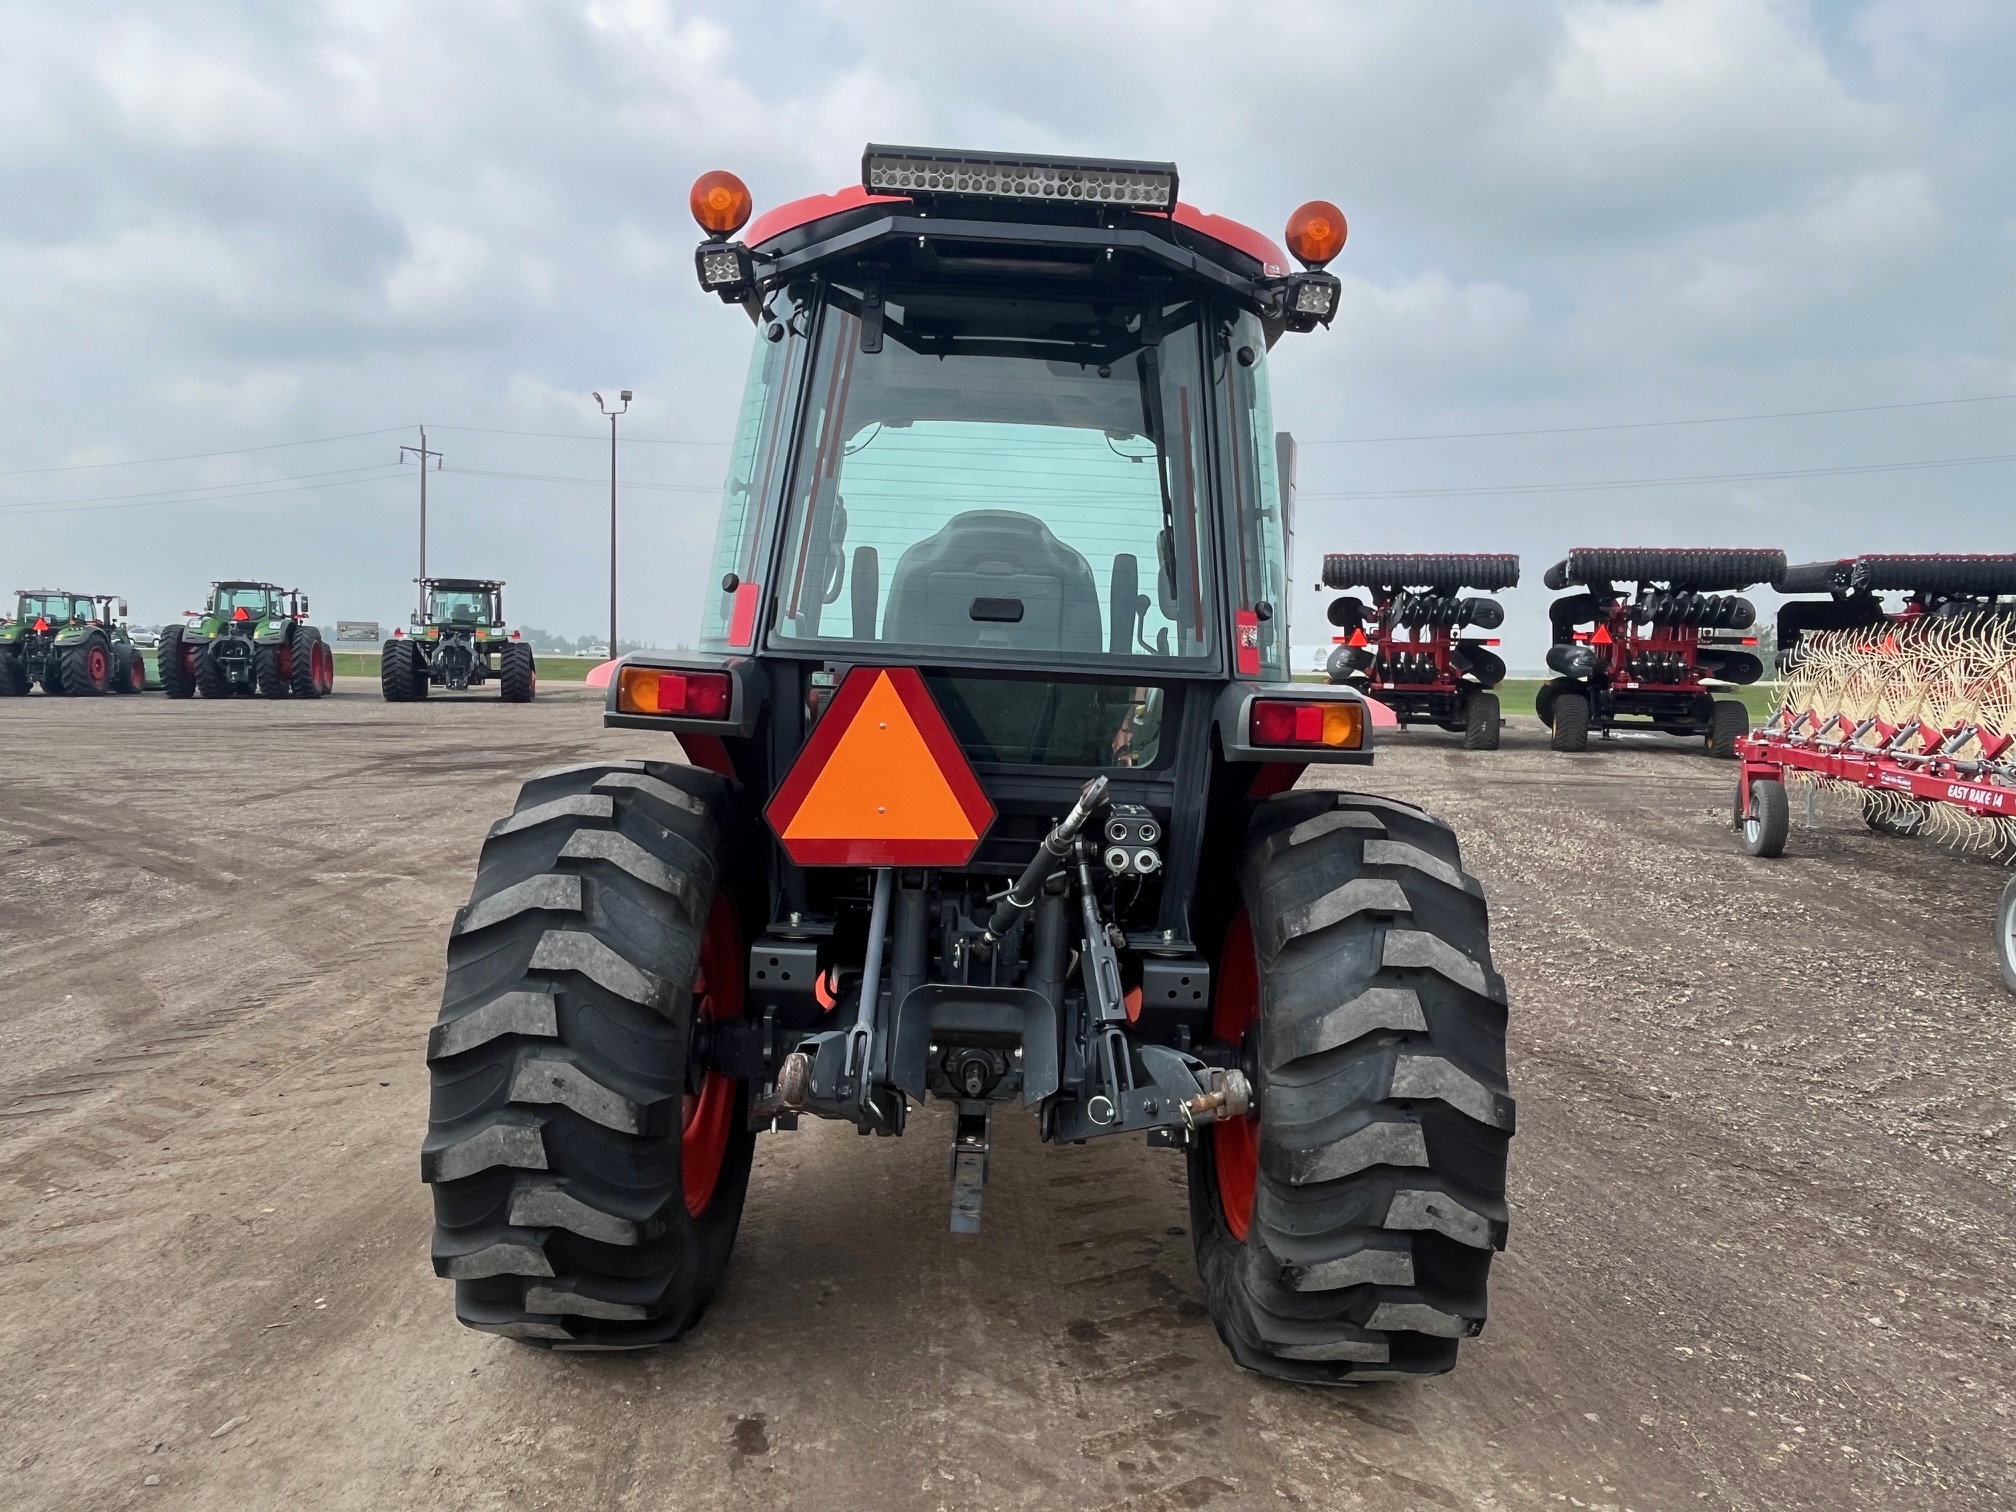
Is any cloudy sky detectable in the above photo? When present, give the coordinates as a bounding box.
[3,0,2012,658]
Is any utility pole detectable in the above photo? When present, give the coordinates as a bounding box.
[400,427,444,619]
[593,391,631,656]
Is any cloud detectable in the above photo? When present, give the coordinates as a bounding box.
[0,0,2008,654]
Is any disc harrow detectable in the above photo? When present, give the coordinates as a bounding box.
[1775,553,2016,663]
[1323,552,1517,748]
[1538,546,1785,755]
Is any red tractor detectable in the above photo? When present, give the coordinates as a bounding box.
[1539,547,1784,756]
[1323,553,1517,749]
[419,147,1513,1381]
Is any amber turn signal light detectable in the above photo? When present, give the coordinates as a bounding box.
[690,170,753,238]
[618,666,732,719]
[1250,698,1363,750]
[1285,200,1347,269]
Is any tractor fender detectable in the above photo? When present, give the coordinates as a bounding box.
[253,620,292,644]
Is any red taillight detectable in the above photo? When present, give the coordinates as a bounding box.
[1250,699,1364,750]
[618,666,731,719]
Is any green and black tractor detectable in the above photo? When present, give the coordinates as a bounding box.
[419,148,1513,1382]
[0,590,147,695]
[381,577,536,702]
[159,581,333,700]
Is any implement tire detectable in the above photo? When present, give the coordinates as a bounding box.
[1461,692,1500,751]
[1997,876,2016,997]
[1187,790,1512,1382]
[157,626,194,698]
[1708,699,1748,759]
[1550,691,1589,752]
[500,642,537,703]
[61,636,112,696]
[422,759,756,1348]
[1740,777,1789,857]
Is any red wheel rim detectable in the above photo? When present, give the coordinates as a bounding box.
[682,894,742,1217]
[130,658,144,691]
[1212,907,1260,1241]
[87,646,108,684]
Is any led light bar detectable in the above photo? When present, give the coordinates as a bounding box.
[863,145,1178,212]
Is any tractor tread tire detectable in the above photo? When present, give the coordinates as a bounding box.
[290,628,320,698]
[423,760,754,1350]
[1461,692,1500,751]
[1548,548,1787,594]
[1708,699,1748,760]
[110,645,143,694]
[1550,691,1590,752]
[255,640,291,698]
[194,642,229,699]
[60,635,111,696]
[381,640,418,702]
[0,647,27,696]
[500,642,537,703]
[157,626,193,698]
[1189,790,1510,1383]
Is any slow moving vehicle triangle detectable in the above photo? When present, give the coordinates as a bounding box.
[766,666,995,866]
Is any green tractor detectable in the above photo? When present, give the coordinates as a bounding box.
[381,577,536,702]
[0,590,147,695]
[159,581,333,700]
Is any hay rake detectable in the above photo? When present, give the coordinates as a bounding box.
[1735,610,2016,994]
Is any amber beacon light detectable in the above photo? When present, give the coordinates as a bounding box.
[690,170,753,238]
[1285,200,1348,269]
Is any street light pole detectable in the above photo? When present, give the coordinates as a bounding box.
[399,426,444,619]
[593,391,632,658]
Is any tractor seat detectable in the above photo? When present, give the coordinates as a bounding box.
[881,510,1102,653]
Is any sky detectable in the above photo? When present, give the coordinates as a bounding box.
[2,0,2013,660]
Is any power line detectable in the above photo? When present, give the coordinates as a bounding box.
[0,472,409,518]
[451,465,717,493]
[1300,391,2016,446]
[0,427,410,478]
[1297,448,2016,502]
[0,463,409,511]
[431,424,728,447]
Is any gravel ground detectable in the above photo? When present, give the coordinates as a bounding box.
[0,683,2009,1511]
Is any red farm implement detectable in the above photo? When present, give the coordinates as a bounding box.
[1743,554,2016,991]
[1538,547,1785,757]
[1322,553,1518,749]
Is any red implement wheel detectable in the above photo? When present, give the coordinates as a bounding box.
[1210,908,1260,1241]
[683,896,743,1218]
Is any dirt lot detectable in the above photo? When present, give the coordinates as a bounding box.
[1,683,2010,1511]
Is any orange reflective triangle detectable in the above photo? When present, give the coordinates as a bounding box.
[766,666,995,867]
[1591,625,1613,645]
[1347,627,1368,648]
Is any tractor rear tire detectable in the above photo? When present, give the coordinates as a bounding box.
[290,630,321,698]
[422,759,756,1348]
[0,648,26,696]
[195,643,228,699]
[316,642,335,696]
[1550,691,1589,752]
[500,642,537,703]
[1188,789,1511,1382]
[1461,692,1500,751]
[157,626,194,699]
[381,640,419,702]
[1708,699,1748,759]
[1739,777,1789,857]
[61,636,112,696]
[255,641,291,698]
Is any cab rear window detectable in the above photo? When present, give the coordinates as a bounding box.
[924,677,1165,768]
